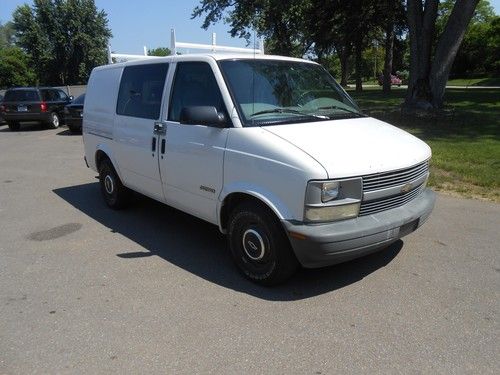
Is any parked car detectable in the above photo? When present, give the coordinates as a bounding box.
[64,93,85,133]
[378,74,402,86]
[0,87,73,131]
[83,55,435,285]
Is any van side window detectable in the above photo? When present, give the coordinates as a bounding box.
[168,62,227,124]
[116,63,169,120]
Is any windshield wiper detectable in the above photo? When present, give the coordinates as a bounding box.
[250,107,328,119]
[315,105,366,117]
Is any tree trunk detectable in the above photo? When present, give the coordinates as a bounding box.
[340,48,350,87]
[383,17,395,93]
[335,42,350,87]
[405,0,438,109]
[405,0,479,110]
[354,37,363,92]
[429,0,480,107]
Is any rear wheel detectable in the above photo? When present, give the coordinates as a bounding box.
[47,112,60,129]
[98,158,130,209]
[8,122,20,131]
[228,201,298,285]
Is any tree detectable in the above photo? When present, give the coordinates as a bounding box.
[437,0,497,77]
[311,0,394,91]
[192,0,313,57]
[485,16,500,75]
[12,0,112,85]
[405,0,480,110]
[309,0,359,87]
[148,47,171,56]
[193,0,386,91]
[0,47,36,88]
[377,0,407,92]
[436,0,494,33]
[0,21,15,48]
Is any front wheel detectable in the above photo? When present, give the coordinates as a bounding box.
[47,112,60,129]
[228,201,298,285]
[98,159,130,209]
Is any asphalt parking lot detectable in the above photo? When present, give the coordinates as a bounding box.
[1,123,499,374]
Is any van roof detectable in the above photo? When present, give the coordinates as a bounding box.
[100,53,318,70]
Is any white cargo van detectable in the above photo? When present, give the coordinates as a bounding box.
[83,53,435,285]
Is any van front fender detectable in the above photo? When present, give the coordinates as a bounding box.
[218,182,296,231]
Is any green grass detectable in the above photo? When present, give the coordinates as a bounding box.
[360,79,380,86]
[348,87,500,201]
[446,77,500,87]
[359,77,500,87]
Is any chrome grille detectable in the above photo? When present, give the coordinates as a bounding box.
[359,184,425,216]
[359,160,429,216]
[362,160,429,192]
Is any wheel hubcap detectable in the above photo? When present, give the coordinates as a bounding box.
[242,229,266,260]
[104,175,114,194]
[52,114,59,127]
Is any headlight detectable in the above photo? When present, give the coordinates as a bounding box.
[305,178,362,223]
[321,181,339,202]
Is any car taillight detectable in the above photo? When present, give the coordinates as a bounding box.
[40,102,47,112]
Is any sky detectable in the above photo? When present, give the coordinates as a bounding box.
[1,0,500,55]
[0,0,252,54]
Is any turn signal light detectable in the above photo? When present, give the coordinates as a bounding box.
[40,102,47,112]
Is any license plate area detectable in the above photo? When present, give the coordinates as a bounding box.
[17,105,28,112]
[399,219,419,237]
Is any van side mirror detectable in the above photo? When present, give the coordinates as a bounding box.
[179,106,226,127]
[69,95,74,101]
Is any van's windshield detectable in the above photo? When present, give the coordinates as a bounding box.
[219,59,363,127]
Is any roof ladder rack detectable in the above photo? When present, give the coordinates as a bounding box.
[106,29,265,64]
[170,28,264,55]
[107,45,161,64]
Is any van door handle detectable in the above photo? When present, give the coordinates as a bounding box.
[151,137,156,152]
[161,139,166,154]
[153,121,166,135]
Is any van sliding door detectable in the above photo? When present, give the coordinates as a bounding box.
[114,63,169,202]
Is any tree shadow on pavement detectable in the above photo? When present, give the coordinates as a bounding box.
[53,182,403,301]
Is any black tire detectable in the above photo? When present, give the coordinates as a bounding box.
[47,112,60,129]
[8,122,20,131]
[98,158,130,209]
[228,201,298,286]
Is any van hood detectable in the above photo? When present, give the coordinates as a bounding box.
[264,117,431,178]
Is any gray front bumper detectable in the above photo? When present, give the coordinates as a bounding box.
[282,188,436,268]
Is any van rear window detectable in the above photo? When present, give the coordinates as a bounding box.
[4,90,40,102]
[116,63,169,119]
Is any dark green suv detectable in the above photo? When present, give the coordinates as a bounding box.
[0,87,73,131]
